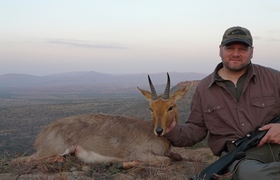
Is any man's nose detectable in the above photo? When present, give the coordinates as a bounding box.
[232,49,241,56]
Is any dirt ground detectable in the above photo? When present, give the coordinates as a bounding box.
[0,147,218,180]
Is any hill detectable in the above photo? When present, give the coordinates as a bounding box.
[0,71,206,88]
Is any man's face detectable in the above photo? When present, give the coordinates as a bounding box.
[219,42,254,72]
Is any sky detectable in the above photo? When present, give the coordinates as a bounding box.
[1,0,280,76]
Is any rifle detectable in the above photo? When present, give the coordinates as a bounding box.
[191,116,280,180]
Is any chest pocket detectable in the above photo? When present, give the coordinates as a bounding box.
[203,104,227,129]
[251,95,275,108]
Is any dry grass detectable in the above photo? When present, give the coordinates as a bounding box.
[0,147,217,180]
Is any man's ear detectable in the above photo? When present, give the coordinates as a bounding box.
[219,45,223,57]
[250,46,254,59]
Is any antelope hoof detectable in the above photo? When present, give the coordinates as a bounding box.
[121,160,140,169]
[166,151,182,161]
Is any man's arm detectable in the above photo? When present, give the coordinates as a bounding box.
[164,121,207,147]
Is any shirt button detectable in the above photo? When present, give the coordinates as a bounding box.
[241,123,245,126]
[262,103,265,107]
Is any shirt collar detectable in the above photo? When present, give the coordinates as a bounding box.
[208,61,255,88]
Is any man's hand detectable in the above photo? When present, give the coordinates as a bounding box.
[258,123,280,147]
[165,119,177,134]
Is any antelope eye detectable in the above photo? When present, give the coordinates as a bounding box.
[168,106,173,111]
[149,108,154,112]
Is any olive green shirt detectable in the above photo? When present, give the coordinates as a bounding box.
[215,62,248,102]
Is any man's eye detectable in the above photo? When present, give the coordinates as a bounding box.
[168,106,173,111]
[226,47,234,50]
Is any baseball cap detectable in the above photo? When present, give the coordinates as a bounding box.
[221,26,253,47]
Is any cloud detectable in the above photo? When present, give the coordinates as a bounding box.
[254,36,280,42]
[266,29,280,34]
[266,38,280,42]
[45,39,128,49]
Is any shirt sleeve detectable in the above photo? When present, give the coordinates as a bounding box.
[164,123,207,147]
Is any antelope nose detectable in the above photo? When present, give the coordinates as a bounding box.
[156,127,163,135]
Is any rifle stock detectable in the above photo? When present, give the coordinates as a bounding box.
[191,116,280,180]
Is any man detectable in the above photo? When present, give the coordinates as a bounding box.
[165,26,280,179]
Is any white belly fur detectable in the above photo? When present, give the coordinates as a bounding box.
[75,145,122,163]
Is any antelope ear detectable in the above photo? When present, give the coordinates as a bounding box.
[137,87,153,101]
[172,82,193,101]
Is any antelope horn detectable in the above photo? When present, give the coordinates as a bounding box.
[148,75,158,100]
[162,73,170,100]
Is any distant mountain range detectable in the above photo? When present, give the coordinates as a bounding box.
[0,71,207,88]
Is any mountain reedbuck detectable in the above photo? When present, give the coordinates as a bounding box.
[19,73,192,169]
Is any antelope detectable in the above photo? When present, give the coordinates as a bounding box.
[15,73,192,169]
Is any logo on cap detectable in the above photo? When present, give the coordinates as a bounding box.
[228,30,247,36]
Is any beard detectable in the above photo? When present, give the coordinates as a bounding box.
[223,60,250,72]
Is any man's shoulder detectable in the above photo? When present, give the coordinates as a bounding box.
[197,73,214,88]
[252,63,280,75]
